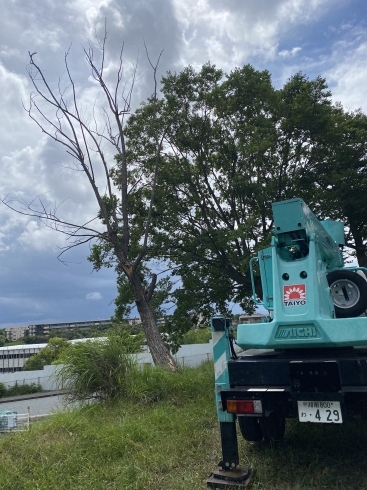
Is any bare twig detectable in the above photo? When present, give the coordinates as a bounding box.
[12,25,179,369]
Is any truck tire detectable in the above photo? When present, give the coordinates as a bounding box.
[327,270,367,318]
[259,411,285,443]
[238,416,263,442]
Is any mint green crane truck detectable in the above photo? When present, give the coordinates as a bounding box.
[207,198,367,488]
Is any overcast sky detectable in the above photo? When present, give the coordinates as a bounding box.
[0,0,366,328]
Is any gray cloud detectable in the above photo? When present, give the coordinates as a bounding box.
[88,0,183,104]
[0,242,116,328]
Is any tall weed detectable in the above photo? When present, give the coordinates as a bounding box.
[54,330,143,402]
[54,324,213,405]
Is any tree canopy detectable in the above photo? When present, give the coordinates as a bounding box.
[23,337,69,371]
[120,63,367,329]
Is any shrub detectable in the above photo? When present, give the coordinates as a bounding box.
[4,383,42,397]
[0,383,7,398]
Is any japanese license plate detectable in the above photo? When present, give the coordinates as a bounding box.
[297,401,342,424]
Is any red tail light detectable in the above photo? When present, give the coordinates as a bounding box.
[226,399,262,414]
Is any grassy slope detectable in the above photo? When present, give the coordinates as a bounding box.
[1,362,367,489]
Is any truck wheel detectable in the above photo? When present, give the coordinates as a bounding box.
[238,416,263,442]
[327,270,367,318]
[259,411,285,443]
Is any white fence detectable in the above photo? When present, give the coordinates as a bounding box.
[0,364,61,391]
[0,342,214,391]
[136,342,213,368]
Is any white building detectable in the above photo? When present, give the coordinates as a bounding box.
[0,344,46,373]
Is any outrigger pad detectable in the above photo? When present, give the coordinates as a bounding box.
[207,467,253,489]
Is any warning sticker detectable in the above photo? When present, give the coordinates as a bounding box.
[283,284,306,306]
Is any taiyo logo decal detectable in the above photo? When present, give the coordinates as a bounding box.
[283,284,306,306]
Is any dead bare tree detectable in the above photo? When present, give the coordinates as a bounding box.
[2,31,177,370]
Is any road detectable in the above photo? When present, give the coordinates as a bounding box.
[0,394,72,416]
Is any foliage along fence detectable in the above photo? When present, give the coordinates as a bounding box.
[0,343,214,392]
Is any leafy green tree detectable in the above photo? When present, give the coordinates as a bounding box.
[49,329,82,341]
[23,335,48,344]
[0,332,7,347]
[100,63,367,346]
[181,327,212,345]
[23,337,69,371]
[124,64,336,324]
[298,107,367,266]
[112,271,172,326]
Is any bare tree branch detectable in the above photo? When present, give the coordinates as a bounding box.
[5,25,178,370]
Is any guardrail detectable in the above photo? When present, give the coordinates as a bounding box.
[177,352,212,367]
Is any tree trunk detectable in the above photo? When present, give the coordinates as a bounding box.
[127,270,178,371]
[355,246,367,268]
[349,223,367,268]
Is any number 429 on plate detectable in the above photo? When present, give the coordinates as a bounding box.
[297,401,343,424]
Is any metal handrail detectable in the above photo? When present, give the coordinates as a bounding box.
[249,257,263,305]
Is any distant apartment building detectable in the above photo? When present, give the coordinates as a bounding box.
[3,318,143,341]
[26,319,113,337]
[4,326,28,342]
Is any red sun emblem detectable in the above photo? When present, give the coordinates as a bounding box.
[283,284,306,303]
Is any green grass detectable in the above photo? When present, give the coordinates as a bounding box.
[240,418,367,489]
[1,362,367,489]
[0,362,218,490]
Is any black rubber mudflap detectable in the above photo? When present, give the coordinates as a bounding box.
[207,467,253,488]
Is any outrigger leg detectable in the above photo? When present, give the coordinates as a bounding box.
[207,422,252,488]
[207,316,253,488]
